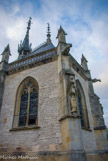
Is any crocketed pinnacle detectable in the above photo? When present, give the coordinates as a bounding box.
[18,17,32,57]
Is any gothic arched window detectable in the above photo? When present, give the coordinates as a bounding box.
[76,80,89,129]
[12,77,39,128]
[77,90,85,128]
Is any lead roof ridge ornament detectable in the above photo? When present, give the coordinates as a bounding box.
[26,17,32,37]
[46,23,51,44]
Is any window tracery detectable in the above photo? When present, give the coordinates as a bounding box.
[13,77,39,128]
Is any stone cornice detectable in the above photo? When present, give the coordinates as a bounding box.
[8,48,57,75]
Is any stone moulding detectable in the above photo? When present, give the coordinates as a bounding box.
[81,127,92,132]
[37,150,85,155]
[59,69,75,77]
[59,114,92,131]
[9,126,40,131]
[59,113,81,121]
[94,125,106,130]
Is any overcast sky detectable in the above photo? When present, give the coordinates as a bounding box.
[0,0,108,126]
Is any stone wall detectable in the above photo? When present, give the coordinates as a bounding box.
[0,61,62,152]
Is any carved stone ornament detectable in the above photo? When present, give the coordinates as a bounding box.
[59,69,77,115]
[67,75,77,113]
[61,43,72,55]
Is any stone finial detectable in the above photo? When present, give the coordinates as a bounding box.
[46,23,51,44]
[81,54,88,70]
[18,17,32,58]
[1,44,11,63]
[56,26,67,44]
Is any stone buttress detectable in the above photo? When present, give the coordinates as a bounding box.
[0,44,11,112]
[81,54,108,150]
[57,26,85,160]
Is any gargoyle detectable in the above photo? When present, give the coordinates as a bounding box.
[92,78,101,83]
[61,43,72,55]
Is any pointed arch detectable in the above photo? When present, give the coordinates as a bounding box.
[12,76,39,128]
[76,80,89,129]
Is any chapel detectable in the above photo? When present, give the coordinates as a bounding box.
[0,17,108,161]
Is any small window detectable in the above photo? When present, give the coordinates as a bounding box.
[13,77,39,128]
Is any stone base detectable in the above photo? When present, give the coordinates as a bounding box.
[0,150,108,161]
[86,150,108,161]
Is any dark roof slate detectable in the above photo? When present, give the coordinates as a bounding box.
[18,41,56,60]
[29,42,55,56]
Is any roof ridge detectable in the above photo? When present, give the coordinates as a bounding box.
[32,41,47,52]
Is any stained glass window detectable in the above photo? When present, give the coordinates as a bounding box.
[29,90,38,125]
[18,81,38,127]
[19,92,28,126]
[77,93,85,128]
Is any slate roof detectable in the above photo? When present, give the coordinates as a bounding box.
[31,41,55,55]
[18,41,56,60]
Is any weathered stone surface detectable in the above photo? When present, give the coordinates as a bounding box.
[49,144,57,151]
[0,61,62,151]
[32,145,40,152]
